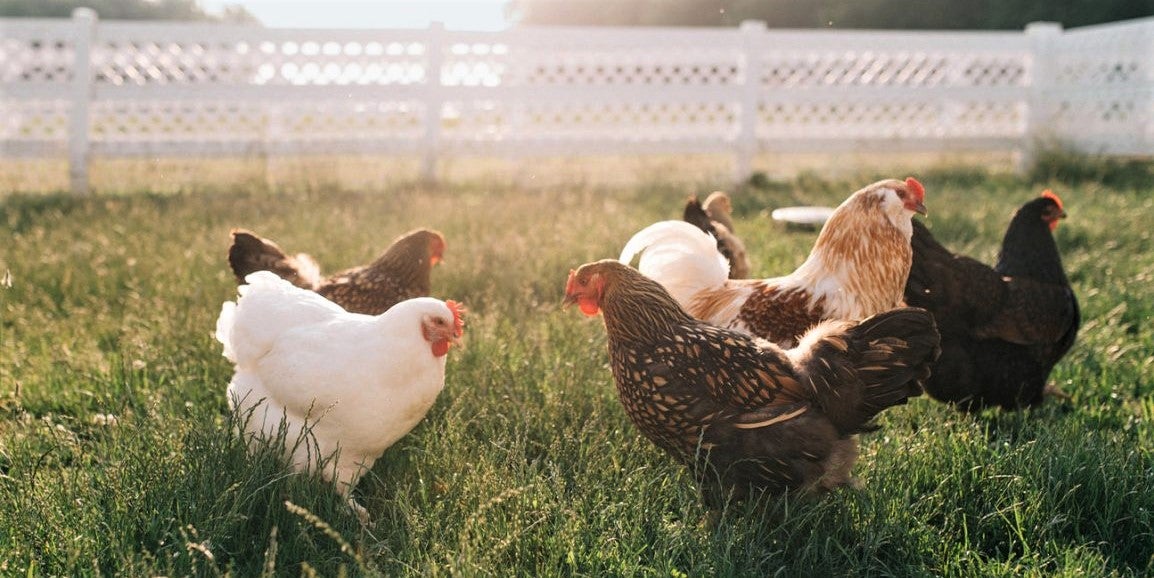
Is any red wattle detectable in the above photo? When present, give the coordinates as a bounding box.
[578,298,600,317]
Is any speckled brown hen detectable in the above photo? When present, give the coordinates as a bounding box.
[623,178,927,347]
[565,260,940,508]
[228,228,445,315]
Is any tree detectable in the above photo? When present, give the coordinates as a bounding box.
[507,0,1154,29]
[0,0,257,23]
[825,0,1154,29]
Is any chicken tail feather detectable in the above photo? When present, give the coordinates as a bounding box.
[618,220,729,307]
[228,229,321,290]
[796,307,940,435]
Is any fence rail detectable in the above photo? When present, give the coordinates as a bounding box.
[2,11,1152,193]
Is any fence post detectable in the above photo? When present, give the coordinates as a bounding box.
[735,20,765,185]
[69,7,97,195]
[1145,26,1154,155]
[1021,21,1062,173]
[421,21,445,184]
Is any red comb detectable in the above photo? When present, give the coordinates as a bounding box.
[1041,189,1064,211]
[444,300,465,338]
[905,177,925,202]
[565,269,578,297]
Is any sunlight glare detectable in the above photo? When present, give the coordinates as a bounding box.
[201,0,511,31]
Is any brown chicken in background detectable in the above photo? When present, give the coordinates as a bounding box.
[904,190,1079,411]
[682,193,751,279]
[227,230,323,290]
[228,228,446,315]
[623,178,927,347]
[702,190,735,233]
[565,260,940,508]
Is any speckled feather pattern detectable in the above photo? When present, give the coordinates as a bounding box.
[599,273,829,495]
[573,260,940,504]
[316,233,437,315]
[229,229,444,315]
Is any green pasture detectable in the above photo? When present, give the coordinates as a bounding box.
[0,166,1151,576]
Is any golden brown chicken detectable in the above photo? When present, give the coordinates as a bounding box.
[565,260,939,508]
[623,178,926,347]
[228,228,445,315]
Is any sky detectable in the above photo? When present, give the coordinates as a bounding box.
[199,0,511,30]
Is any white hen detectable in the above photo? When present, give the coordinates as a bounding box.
[215,271,464,509]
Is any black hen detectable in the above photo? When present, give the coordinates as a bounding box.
[904,191,1080,411]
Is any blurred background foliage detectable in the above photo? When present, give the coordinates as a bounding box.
[2,0,1151,29]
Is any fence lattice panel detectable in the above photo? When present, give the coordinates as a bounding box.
[2,15,1152,189]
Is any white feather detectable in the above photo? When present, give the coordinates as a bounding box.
[619,220,729,308]
[215,270,456,500]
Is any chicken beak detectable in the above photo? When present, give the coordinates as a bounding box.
[914,201,928,216]
[562,269,579,308]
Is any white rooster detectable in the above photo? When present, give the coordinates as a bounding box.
[215,271,464,516]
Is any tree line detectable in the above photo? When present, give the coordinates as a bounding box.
[3,0,1151,29]
[506,0,1154,29]
[0,0,254,22]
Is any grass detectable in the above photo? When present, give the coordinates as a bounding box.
[1,168,1152,576]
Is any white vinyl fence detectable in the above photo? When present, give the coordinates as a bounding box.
[2,10,1152,193]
